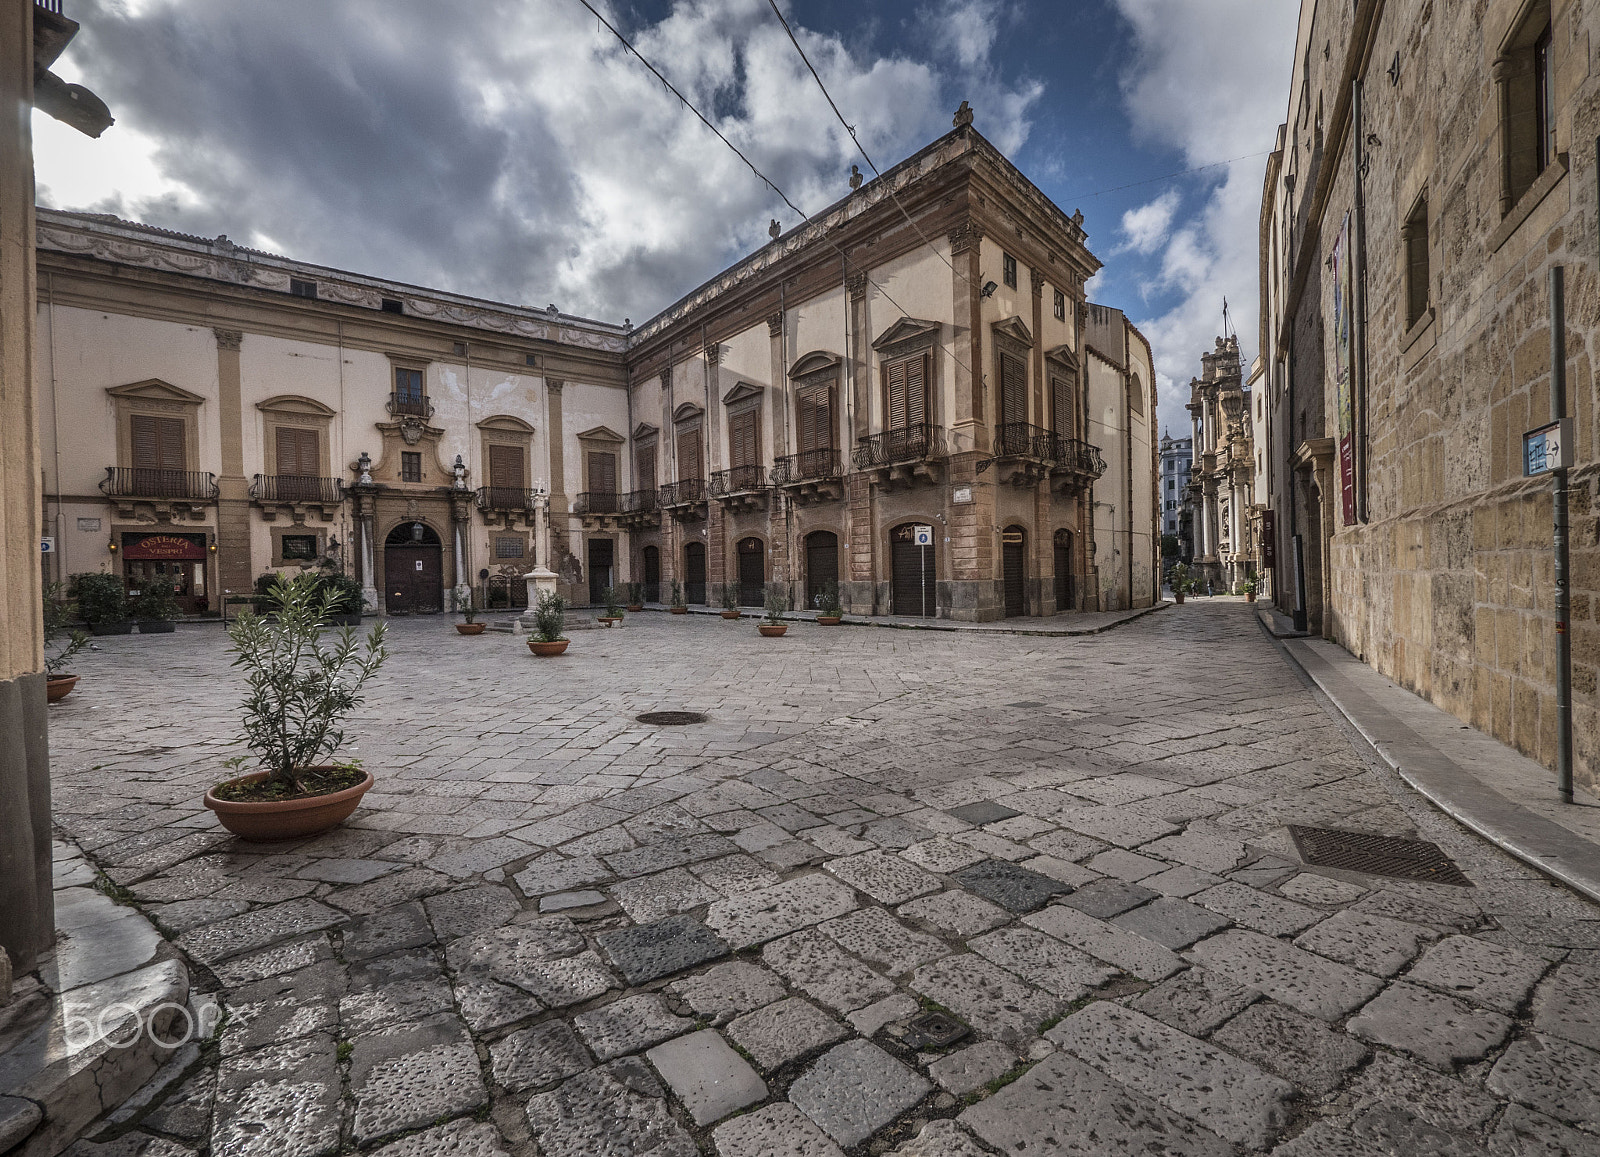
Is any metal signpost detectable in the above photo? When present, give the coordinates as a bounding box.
[1528,266,1574,803]
[913,525,933,617]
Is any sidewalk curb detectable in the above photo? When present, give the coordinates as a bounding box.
[564,601,1171,638]
[1271,631,1600,905]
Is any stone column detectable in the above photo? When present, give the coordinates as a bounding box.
[214,328,252,609]
[1029,270,1046,425]
[353,487,378,613]
[949,224,984,448]
[545,379,569,598]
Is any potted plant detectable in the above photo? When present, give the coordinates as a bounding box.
[43,582,89,702]
[719,584,742,619]
[132,578,181,633]
[669,580,688,614]
[317,569,365,626]
[528,591,569,655]
[758,587,788,637]
[75,571,132,635]
[1168,563,1191,606]
[204,573,389,841]
[626,581,644,613]
[454,588,485,635]
[815,580,843,626]
[1241,577,1259,603]
[598,586,625,627]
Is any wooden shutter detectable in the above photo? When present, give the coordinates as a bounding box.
[131,415,185,469]
[677,427,702,479]
[1001,352,1027,426]
[635,443,656,488]
[1052,374,1074,436]
[275,427,318,476]
[797,385,833,453]
[488,444,523,488]
[906,352,928,426]
[588,450,617,494]
[729,410,758,468]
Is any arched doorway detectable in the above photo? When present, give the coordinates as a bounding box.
[1002,525,1027,617]
[642,545,661,604]
[1053,529,1074,612]
[684,541,707,605]
[804,530,839,608]
[890,522,936,618]
[384,521,443,614]
[737,537,765,606]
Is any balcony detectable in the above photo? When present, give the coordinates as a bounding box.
[1046,434,1107,495]
[852,424,946,488]
[771,449,843,504]
[387,392,433,419]
[992,422,1058,486]
[250,474,345,523]
[709,465,770,512]
[475,486,541,528]
[100,467,216,520]
[659,478,708,521]
[574,491,620,526]
[617,488,661,530]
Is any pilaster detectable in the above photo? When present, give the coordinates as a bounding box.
[213,328,252,604]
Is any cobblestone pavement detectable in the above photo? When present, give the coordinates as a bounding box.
[47,604,1600,1156]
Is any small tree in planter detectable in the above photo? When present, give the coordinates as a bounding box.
[759,587,788,637]
[315,568,365,625]
[599,586,625,625]
[204,572,389,840]
[529,591,569,655]
[626,581,644,612]
[1240,577,1259,603]
[453,587,484,634]
[669,580,688,614]
[816,580,843,625]
[75,571,132,635]
[43,582,89,701]
[132,578,181,633]
[719,583,741,619]
[1167,562,1192,605]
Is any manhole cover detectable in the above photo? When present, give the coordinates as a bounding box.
[635,711,708,726]
[1288,825,1472,887]
[903,1011,969,1049]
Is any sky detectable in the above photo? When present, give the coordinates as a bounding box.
[33,0,1300,440]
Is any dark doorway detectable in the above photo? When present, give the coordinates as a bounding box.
[384,522,443,614]
[642,545,661,603]
[587,538,615,606]
[1003,525,1026,617]
[684,541,707,605]
[805,531,839,607]
[1054,529,1074,612]
[890,522,936,617]
[737,537,765,606]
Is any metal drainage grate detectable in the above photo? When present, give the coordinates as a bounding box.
[1288,825,1472,887]
[903,1011,969,1049]
[634,711,708,727]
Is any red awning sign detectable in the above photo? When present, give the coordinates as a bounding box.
[122,534,207,560]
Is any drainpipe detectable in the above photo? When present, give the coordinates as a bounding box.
[1353,77,1371,523]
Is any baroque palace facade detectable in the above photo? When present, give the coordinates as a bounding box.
[36,114,1158,622]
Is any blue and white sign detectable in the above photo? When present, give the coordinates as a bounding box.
[912,525,934,547]
[41,537,55,554]
[1524,418,1572,477]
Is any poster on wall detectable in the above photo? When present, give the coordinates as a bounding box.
[1331,213,1357,526]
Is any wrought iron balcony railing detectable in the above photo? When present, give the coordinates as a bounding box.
[852,424,946,470]
[1051,435,1107,477]
[475,486,541,512]
[250,475,346,504]
[709,465,768,495]
[573,491,620,515]
[622,489,660,514]
[993,422,1057,461]
[101,467,219,501]
[387,391,433,418]
[658,478,707,506]
[771,449,841,485]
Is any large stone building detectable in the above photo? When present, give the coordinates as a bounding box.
[1159,433,1192,544]
[1259,0,1600,787]
[36,111,1160,624]
[1183,335,1259,593]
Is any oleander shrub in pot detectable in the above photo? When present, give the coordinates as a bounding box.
[44,582,88,701]
[132,578,181,633]
[529,591,569,655]
[75,571,132,635]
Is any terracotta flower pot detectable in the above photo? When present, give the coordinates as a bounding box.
[456,622,486,635]
[1245,592,1257,603]
[598,616,621,627]
[759,624,788,637]
[721,610,741,619]
[815,616,842,626]
[670,606,688,615]
[626,604,644,612]
[1174,593,1186,605]
[204,768,374,841]
[46,675,79,702]
[529,639,570,656]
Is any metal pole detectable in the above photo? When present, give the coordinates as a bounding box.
[1292,533,1307,634]
[1548,266,1573,803]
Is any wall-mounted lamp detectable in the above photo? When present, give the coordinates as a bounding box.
[107,540,117,553]
[980,281,998,299]
[209,541,217,553]
[411,522,425,543]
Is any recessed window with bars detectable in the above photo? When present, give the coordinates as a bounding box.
[884,352,930,430]
[1404,196,1430,328]
[1499,0,1556,213]
[494,536,526,559]
[401,451,422,482]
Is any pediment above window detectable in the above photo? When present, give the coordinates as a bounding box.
[787,350,841,379]
[673,402,704,423]
[106,378,206,406]
[721,381,765,407]
[871,318,941,353]
[633,422,659,441]
[257,394,337,418]
[575,424,625,443]
[477,414,536,434]
[1044,344,1079,369]
[991,316,1034,348]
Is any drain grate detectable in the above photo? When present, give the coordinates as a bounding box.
[903,1011,969,1049]
[635,711,708,726]
[1288,825,1472,887]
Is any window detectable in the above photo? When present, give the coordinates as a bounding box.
[635,441,657,489]
[1002,252,1017,289]
[1404,196,1430,328]
[728,409,759,469]
[401,451,422,482]
[676,425,703,480]
[1050,373,1074,437]
[796,384,834,453]
[587,450,617,494]
[289,278,317,299]
[275,427,319,476]
[381,297,404,314]
[281,534,318,560]
[884,352,930,429]
[494,536,525,559]
[1053,289,1065,321]
[131,414,185,471]
[394,368,423,404]
[488,444,524,490]
[1499,0,1556,213]
[999,351,1027,426]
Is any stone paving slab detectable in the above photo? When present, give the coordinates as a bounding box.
[645,1029,766,1126]
[762,929,895,1012]
[1023,903,1185,981]
[597,914,730,985]
[1129,966,1260,1036]
[488,1018,593,1092]
[1210,1000,1367,1095]
[704,873,859,948]
[523,1059,697,1157]
[710,1102,844,1157]
[348,1014,487,1144]
[728,997,851,1071]
[1405,934,1550,1014]
[1188,929,1383,1021]
[909,954,1059,1044]
[1346,981,1514,1068]
[1291,908,1437,977]
[949,860,1070,912]
[787,1040,933,1148]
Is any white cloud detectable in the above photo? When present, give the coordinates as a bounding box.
[1118,189,1180,256]
[36,0,1041,324]
[1110,0,1298,436]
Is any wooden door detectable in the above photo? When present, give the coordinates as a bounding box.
[131,414,186,494]
[890,524,934,617]
[588,451,617,512]
[729,410,759,469]
[737,537,764,606]
[885,353,928,430]
[1003,527,1026,617]
[635,443,656,491]
[1054,531,1074,611]
[385,546,442,613]
[677,427,703,480]
[1000,352,1028,427]
[1051,373,1075,437]
[684,542,707,605]
[642,545,661,603]
[275,427,320,501]
[805,531,838,607]
[587,538,615,606]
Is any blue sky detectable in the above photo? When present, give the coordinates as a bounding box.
[33,0,1299,438]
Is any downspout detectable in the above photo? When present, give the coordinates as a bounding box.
[46,272,64,586]
[1352,77,1371,522]
[1124,328,1134,610]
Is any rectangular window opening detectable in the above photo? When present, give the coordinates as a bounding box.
[281,534,318,560]
[289,278,317,299]
[381,297,404,314]
[1002,253,1018,289]
[1405,196,1429,329]
[1053,288,1066,321]
[401,452,422,482]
